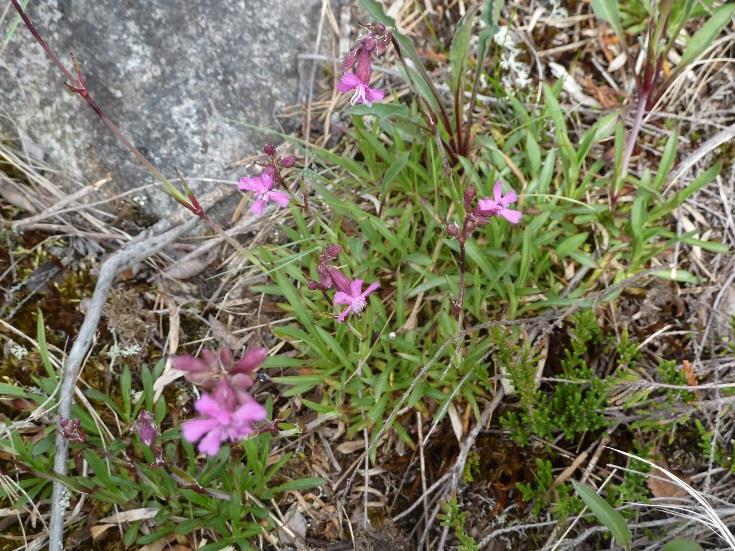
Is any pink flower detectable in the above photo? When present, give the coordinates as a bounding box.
[337,73,384,106]
[333,277,380,322]
[238,167,290,216]
[476,182,522,224]
[181,383,267,456]
[173,347,267,403]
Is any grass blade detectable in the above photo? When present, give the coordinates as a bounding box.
[572,480,631,551]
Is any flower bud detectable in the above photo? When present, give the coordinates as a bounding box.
[232,347,267,376]
[263,143,276,156]
[59,418,86,443]
[280,155,295,168]
[326,266,352,294]
[446,223,460,238]
[307,280,320,290]
[134,410,157,447]
[324,244,341,259]
[463,187,477,209]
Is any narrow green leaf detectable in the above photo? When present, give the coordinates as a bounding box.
[679,4,735,68]
[662,538,703,551]
[678,235,729,253]
[382,151,410,188]
[36,311,55,378]
[572,480,631,551]
[121,366,131,421]
[449,7,477,94]
[273,477,325,493]
[0,383,29,398]
[590,0,625,42]
[630,194,647,236]
[652,268,699,284]
[556,233,589,258]
[654,129,678,191]
[526,133,541,176]
[649,162,720,223]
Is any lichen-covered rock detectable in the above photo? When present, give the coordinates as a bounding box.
[1,1,320,214]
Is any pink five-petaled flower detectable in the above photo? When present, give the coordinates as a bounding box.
[476,182,522,224]
[181,381,267,457]
[337,73,385,106]
[328,267,380,322]
[238,166,290,216]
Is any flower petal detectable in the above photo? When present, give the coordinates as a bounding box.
[477,198,497,212]
[250,199,266,216]
[502,189,517,205]
[337,72,362,93]
[363,282,380,297]
[193,394,222,417]
[259,169,275,190]
[234,400,267,424]
[267,190,290,208]
[197,428,224,456]
[181,418,218,443]
[333,291,353,305]
[239,175,268,193]
[350,279,364,297]
[493,182,503,203]
[501,208,522,224]
[365,86,384,104]
[336,304,353,322]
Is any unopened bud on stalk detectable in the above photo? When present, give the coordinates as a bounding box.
[263,143,277,156]
[446,223,460,238]
[59,418,86,443]
[280,155,295,168]
[134,410,157,447]
[463,187,477,209]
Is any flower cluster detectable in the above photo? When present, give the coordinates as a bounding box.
[174,347,268,456]
[447,182,522,242]
[59,418,86,444]
[338,23,391,105]
[308,245,380,323]
[239,144,295,216]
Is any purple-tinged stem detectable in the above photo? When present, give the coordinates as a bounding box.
[10,0,171,189]
[619,91,649,187]
[390,36,458,162]
[9,0,248,254]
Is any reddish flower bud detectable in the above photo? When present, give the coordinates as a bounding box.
[59,418,86,443]
[263,143,276,156]
[446,223,460,238]
[232,347,267,376]
[326,266,352,294]
[463,187,477,209]
[307,280,320,290]
[134,410,157,447]
[280,155,295,168]
[324,244,342,259]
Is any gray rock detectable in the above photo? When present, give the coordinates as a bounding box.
[1,0,321,214]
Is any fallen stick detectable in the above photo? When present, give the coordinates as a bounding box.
[48,216,198,551]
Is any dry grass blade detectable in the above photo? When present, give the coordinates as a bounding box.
[609,447,735,549]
